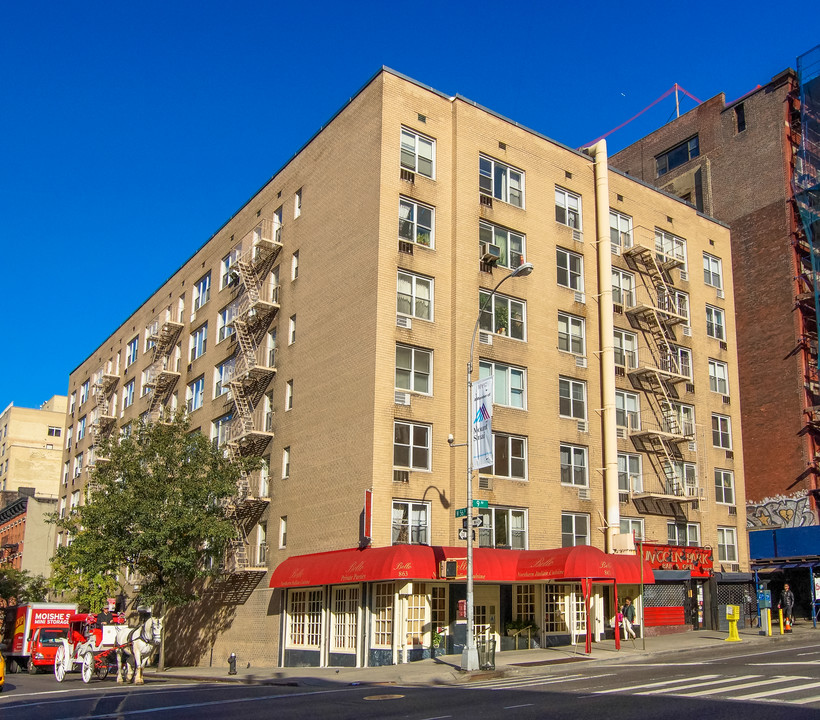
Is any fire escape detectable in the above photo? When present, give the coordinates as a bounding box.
[144,308,184,423]
[623,227,697,518]
[210,217,282,603]
[89,364,120,469]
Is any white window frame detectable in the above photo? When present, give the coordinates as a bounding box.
[479,291,526,340]
[561,512,590,547]
[214,358,234,398]
[559,377,587,420]
[557,248,584,291]
[619,517,644,540]
[558,312,585,355]
[282,447,290,479]
[657,286,690,321]
[288,315,296,345]
[125,337,139,368]
[286,380,294,411]
[655,229,687,270]
[391,500,430,545]
[613,329,638,370]
[560,443,588,487]
[718,526,738,563]
[286,588,323,649]
[715,469,735,505]
[400,127,435,178]
[667,461,697,496]
[480,433,527,480]
[618,453,643,493]
[291,250,299,281]
[294,188,302,219]
[217,305,236,343]
[186,376,204,412]
[190,323,207,361]
[615,391,640,430]
[610,210,633,249]
[709,359,729,394]
[664,402,695,436]
[712,413,732,449]
[555,187,582,229]
[479,220,525,269]
[397,270,434,321]
[393,421,431,471]
[77,415,86,441]
[666,344,692,379]
[122,380,135,410]
[667,521,700,546]
[612,268,635,307]
[399,197,435,249]
[703,252,723,289]
[396,344,433,396]
[193,272,211,311]
[221,247,240,289]
[477,506,528,549]
[479,154,524,208]
[706,305,725,340]
[479,360,526,409]
[211,413,232,448]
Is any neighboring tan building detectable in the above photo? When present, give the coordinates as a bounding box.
[0,396,67,498]
[0,491,58,577]
[610,47,820,531]
[61,68,749,668]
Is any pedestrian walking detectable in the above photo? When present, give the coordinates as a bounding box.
[779,583,795,625]
[622,596,637,641]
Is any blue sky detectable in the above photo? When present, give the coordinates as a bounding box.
[1,1,816,410]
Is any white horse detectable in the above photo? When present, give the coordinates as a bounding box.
[114,616,163,685]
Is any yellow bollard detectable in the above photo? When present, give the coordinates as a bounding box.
[725,604,742,642]
[766,608,772,637]
[778,608,784,635]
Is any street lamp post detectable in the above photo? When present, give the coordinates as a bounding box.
[462,261,534,671]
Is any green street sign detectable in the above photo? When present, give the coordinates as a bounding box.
[455,507,468,518]
[472,499,489,508]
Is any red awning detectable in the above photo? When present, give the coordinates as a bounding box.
[269,544,654,588]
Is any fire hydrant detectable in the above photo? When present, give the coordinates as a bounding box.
[228,652,237,675]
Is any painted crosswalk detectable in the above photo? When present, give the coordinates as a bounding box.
[466,673,612,690]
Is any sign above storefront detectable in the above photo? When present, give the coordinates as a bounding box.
[642,543,713,578]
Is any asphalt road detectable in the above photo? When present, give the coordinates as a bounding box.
[2,636,818,719]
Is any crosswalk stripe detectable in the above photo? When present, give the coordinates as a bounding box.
[594,674,722,694]
[681,677,785,697]
[736,680,820,700]
[790,693,820,705]
[469,673,582,689]
[639,675,758,695]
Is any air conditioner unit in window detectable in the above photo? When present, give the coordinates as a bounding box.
[575,356,587,368]
[726,450,734,460]
[577,420,588,433]
[393,469,409,483]
[396,315,412,329]
[394,391,411,406]
[616,427,626,439]
[478,331,493,345]
[481,242,502,264]
[618,491,630,504]
[613,303,624,314]
[480,193,493,208]
[685,382,696,394]
[439,560,458,579]
[478,476,493,491]
[574,292,586,304]
[722,395,731,404]
[728,506,737,516]
[682,325,692,337]
[679,270,689,281]
[400,168,415,183]
[572,229,583,243]
[698,487,706,498]
[719,341,728,351]
[397,581,413,596]
[611,243,621,256]
[717,289,725,299]
[688,441,697,452]
[578,487,591,500]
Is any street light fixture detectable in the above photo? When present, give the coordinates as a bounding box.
[462,261,534,671]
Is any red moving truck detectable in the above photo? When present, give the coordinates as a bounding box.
[3,603,77,673]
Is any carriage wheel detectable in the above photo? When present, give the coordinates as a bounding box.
[81,651,94,683]
[95,653,110,680]
[54,645,67,682]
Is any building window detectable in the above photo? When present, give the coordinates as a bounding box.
[214,358,235,398]
[613,329,638,370]
[612,268,635,307]
[479,155,524,207]
[122,380,135,410]
[217,305,236,342]
[406,582,428,648]
[294,188,302,218]
[480,433,527,479]
[256,523,267,565]
[656,136,699,176]
[125,337,139,368]
[288,314,296,345]
[478,506,527,549]
[193,272,211,311]
[709,359,729,394]
[73,453,83,479]
[663,402,695,436]
[558,312,585,355]
[555,187,582,229]
[70,392,76,414]
[479,360,525,409]
[331,585,360,652]
[664,344,692,378]
[557,248,584,291]
[291,251,299,281]
[400,127,435,178]
[618,453,643,493]
[615,391,640,430]
[712,413,732,449]
[666,460,697,497]
[399,197,434,248]
[397,270,433,321]
[560,443,588,487]
[77,416,86,441]
[70,488,81,508]
[559,377,586,420]
[620,517,644,540]
[393,421,431,471]
[717,527,738,563]
[706,305,725,340]
[703,253,723,289]
[667,521,700,546]
[186,376,204,412]
[286,380,294,410]
[221,247,240,289]
[287,588,323,648]
[190,324,208,361]
[65,426,72,450]
[657,287,689,321]
[514,584,537,624]
[282,447,290,478]
[212,413,232,448]
[735,103,746,133]
[391,500,429,545]
[372,582,394,648]
[479,221,525,269]
[610,210,633,250]
[715,469,735,505]
[562,513,589,547]
[396,345,432,395]
[655,229,687,268]
[48,426,62,437]
[479,291,526,340]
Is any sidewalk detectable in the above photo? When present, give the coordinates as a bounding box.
[145,622,816,688]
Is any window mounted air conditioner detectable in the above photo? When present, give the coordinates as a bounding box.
[572,229,583,243]
[679,270,689,281]
[439,560,458,579]
[726,450,734,460]
[719,341,728,351]
[616,427,626,439]
[574,292,586,304]
[396,315,412,329]
[478,476,493,491]
[613,303,624,314]
[722,395,731,404]
[480,193,493,208]
[577,420,588,433]
[618,491,630,504]
[717,289,725,299]
[394,391,411,406]
[575,356,587,368]
[578,487,591,500]
[688,441,696,452]
[728,506,737,516]
[682,325,692,337]
[393,469,409,483]
[481,242,502,264]
[478,331,493,345]
[611,243,621,256]
[685,382,696,394]
[400,168,415,183]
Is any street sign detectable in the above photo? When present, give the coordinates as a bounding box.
[455,507,468,518]
[472,499,489,508]
[458,528,476,541]
[462,516,485,529]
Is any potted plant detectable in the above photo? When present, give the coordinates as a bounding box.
[494,304,508,335]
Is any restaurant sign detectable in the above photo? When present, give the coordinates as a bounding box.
[642,543,713,578]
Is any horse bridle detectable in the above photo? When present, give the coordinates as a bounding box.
[124,618,160,646]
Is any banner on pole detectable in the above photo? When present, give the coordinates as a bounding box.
[472,376,493,468]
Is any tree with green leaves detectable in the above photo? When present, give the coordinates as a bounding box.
[0,567,48,605]
[51,413,256,616]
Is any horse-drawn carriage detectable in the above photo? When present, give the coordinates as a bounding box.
[53,612,162,684]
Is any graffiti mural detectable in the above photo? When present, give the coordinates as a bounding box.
[747,492,817,528]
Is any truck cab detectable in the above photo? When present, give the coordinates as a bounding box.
[28,627,70,673]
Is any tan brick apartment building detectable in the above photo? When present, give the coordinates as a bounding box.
[610,68,819,528]
[59,69,747,667]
